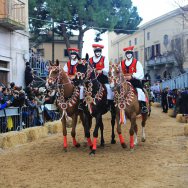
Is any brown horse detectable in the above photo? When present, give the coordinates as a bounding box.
[46,65,84,151]
[109,63,148,150]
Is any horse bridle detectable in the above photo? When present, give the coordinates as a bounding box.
[47,66,72,89]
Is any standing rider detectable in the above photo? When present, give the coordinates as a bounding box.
[89,44,114,106]
[120,46,148,114]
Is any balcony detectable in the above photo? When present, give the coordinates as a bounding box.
[0,0,25,30]
[146,53,177,69]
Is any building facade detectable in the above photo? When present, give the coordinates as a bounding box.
[35,35,79,65]
[0,0,29,87]
[108,6,188,83]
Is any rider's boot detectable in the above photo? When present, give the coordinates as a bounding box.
[78,99,84,111]
[140,101,148,114]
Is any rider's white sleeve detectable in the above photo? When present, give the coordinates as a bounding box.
[63,63,68,73]
[102,57,109,76]
[132,60,144,80]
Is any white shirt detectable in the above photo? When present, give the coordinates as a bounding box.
[123,58,144,80]
[92,55,109,76]
[63,59,78,73]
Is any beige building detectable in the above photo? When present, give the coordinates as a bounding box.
[36,35,79,65]
[108,6,188,83]
[0,0,29,87]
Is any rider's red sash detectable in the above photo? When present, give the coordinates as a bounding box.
[121,58,137,74]
[89,56,105,70]
[67,60,77,75]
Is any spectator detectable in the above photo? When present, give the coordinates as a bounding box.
[25,62,34,87]
[161,87,169,113]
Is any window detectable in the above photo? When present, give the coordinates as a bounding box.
[134,38,137,45]
[171,40,175,51]
[134,51,139,60]
[147,32,150,40]
[64,49,69,57]
[151,45,155,58]
[155,44,161,56]
[175,38,181,51]
[37,49,44,56]
[163,34,169,47]
[129,40,131,46]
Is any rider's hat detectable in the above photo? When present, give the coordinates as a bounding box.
[92,44,104,49]
[68,48,79,53]
[123,46,134,52]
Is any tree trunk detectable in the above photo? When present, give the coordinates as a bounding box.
[78,30,84,57]
[61,24,71,59]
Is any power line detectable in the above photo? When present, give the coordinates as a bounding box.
[29,17,138,32]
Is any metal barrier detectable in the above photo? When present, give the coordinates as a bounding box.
[0,107,21,133]
[0,104,60,133]
[161,72,188,90]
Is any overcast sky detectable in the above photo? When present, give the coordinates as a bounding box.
[82,0,187,57]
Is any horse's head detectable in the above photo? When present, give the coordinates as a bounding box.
[46,65,61,88]
[109,62,121,88]
[75,53,96,84]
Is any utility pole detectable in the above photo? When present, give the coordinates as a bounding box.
[52,20,55,64]
[143,28,146,75]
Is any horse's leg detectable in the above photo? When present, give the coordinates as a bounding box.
[141,113,148,142]
[134,123,138,146]
[116,111,127,148]
[71,114,80,148]
[100,121,105,147]
[90,115,101,155]
[110,102,116,144]
[83,113,93,148]
[61,116,68,151]
[130,113,137,150]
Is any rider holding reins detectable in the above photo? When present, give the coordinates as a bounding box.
[63,48,84,107]
[120,46,148,114]
[89,44,114,105]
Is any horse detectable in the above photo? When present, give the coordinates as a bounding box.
[46,64,85,151]
[75,57,116,155]
[109,62,148,150]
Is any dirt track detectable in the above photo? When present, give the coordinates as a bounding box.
[0,107,188,188]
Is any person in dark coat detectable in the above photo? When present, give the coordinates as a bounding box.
[25,62,33,87]
[161,87,169,113]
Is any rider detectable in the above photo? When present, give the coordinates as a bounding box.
[63,48,84,109]
[63,48,80,80]
[89,44,114,106]
[120,46,148,114]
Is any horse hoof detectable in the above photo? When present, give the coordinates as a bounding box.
[89,145,93,150]
[75,143,81,148]
[141,138,146,142]
[111,140,116,144]
[121,143,127,148]
[100,143,105,147]
[64,148,68,152]
[89,150,96,156]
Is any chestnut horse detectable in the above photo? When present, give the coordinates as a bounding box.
[46,65,84,151]
[109,63,148,150]
[75,58,116,155]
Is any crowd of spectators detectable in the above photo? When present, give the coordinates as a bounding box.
[150,83,188,116]
[0,82,58,132]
